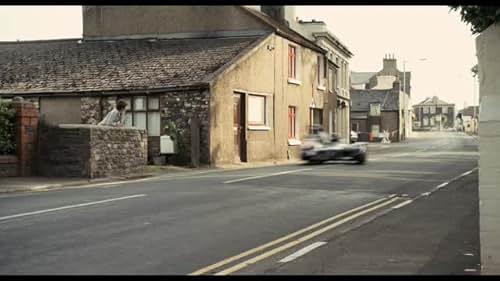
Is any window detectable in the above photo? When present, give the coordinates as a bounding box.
[352,122,359,132]
[328,66,336,93]
[288,45,296,79]
[442,106,448,114]
[248,95,266,126]
[117,96,160,136]
[430,117,435,126]
[310,108,323,133]
[317,55,325,88]
[369,103,381,116]
[423,106,429,114]
[371,125,380,136]
[430,106,436,114]
[288,106,296,139]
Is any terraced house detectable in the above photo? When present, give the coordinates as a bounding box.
[0,6,331,166]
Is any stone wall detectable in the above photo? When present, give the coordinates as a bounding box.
[38,124,147,178]
[159,91,210,165]
[81,97,101,125]
[88,125,147,178]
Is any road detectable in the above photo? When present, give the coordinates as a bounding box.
[0,132,479,274]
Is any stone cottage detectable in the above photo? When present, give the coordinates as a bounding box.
[350,80,410,142]
[0,6,330,166]
[350,55,412,142]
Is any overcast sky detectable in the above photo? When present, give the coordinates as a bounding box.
[0,5,478,110]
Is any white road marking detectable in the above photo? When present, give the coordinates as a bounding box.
[436,182,449,189]
[189,195,397,275]
[461,170,473,177]
[223,168,312,184]
[464,253,475,256]
[0,194,146,221]
[279,242,327,263]
[391,200,413,209]
[213,197,400,275]
[464,268,477,272]
[421,192,431,196]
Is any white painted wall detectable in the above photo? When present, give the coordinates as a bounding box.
[477,24,500,274]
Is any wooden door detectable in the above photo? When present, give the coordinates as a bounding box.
[233,94,245,162]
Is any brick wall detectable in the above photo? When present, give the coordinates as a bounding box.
[13,99,40,176]
[0,155,17,177]
[38,124,147,178]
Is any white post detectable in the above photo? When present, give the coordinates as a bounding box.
[403,61,406,95]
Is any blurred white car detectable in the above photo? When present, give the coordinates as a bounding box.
[350,131,358,143]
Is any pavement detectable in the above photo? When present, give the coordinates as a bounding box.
[0,131,479,275]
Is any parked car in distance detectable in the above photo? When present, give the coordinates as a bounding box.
[351,130,358,143]
[301,133,367,164]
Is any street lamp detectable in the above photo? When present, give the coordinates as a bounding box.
[401,57,428,138]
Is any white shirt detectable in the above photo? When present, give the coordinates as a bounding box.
[98,109,126,127]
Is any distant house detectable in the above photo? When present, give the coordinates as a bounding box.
[413,96,455,130]
[0,6,329,167]
[351,81,409,142]
[457,105,479,133]
[350,55,411,142]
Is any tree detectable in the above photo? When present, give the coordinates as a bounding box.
[450,6,500,34]
[471,64,479,78]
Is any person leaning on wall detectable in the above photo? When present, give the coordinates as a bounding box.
[98,100,128,127]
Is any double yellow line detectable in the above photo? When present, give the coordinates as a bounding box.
[189,194,400,275]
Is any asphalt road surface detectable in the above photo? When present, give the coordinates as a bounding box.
[0,132,479,275]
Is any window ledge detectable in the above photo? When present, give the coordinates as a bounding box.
[317,86,326,91]
[288,139,302,146]
[287,78,302,85]
[248,125,271,131]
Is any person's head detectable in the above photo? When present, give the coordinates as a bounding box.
[116,100,127,111]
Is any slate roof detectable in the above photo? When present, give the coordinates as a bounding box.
[458,105,478,117]
[0,36,261,95]
[350,89,400,111]
[351,72,376,85]
[415,96,454,106]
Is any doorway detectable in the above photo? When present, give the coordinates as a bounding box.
[233,93,246,162]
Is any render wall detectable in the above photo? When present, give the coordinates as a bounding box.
[83,6,269,39]
[39,97,81,126]
[210,33,326,165]
[477,24,500,274]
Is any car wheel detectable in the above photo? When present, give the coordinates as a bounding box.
[355,154,366,164]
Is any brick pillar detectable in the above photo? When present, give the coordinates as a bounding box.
[13,99,39,176]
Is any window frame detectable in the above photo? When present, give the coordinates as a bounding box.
[288,106,297,139]
[247,94,267,127]
[114,95,161,136]
[288,45,297,79]
[369,103,381,116]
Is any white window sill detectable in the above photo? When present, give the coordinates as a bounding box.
[317,85,326,91]
[288,139,302,146]
[248,125,271,131]
[287,78,302,85]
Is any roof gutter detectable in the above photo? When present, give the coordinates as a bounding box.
[0,83,210,98]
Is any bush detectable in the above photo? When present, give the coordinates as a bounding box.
[0,99,16,155]
[450,6,500,34]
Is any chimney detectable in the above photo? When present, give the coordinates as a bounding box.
[261,6,288,26]
[383,53,397,71]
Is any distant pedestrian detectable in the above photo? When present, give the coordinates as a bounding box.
[98,100,127,127]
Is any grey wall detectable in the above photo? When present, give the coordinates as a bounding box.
[39,97,81,126]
